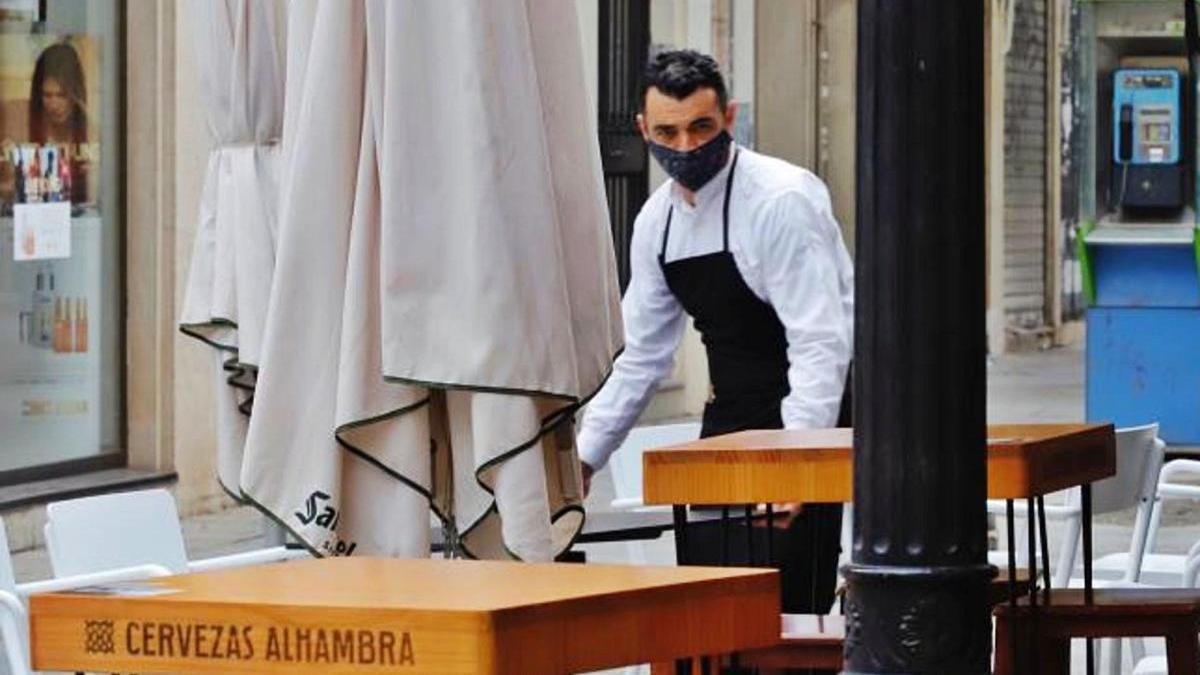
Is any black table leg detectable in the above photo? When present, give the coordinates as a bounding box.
[673,505,689,566]
[1006,499,1019,673]
[765,504,775,564]
[744,505,755,567]
[1026,497,1038,608]
[1082,482,1095,675]
[673,503,692,674]
[1026,496,1039,675]
[1037,495,1051,598]
[721,506,731,566]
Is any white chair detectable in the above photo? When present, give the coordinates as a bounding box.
[44,488,307,578]
[1133,656,1167,675]
[986,423,1164,590]
[1119,458,1200,586]
[0,516,172,675]
[602,422,701,568]
[1061,423,1165,587]
[986,424,1164,675]
[984,424,1164,675]
[1124,460,1200,675]
[1128,555,1200,675]
[608,421,702,511]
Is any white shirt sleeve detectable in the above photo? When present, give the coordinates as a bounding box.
[577,208,686,470]
[758,188,853,430]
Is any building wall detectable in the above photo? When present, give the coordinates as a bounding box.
[817,0,857,254]
[755,1,818,171]
[1004,0,1050,329]
[987,0,1011,356]
[128,0,227,518]
[172,1,225,516]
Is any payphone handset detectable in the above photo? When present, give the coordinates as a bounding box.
[1112,69,1182,167]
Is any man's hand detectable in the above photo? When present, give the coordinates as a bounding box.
[581,461,595,498]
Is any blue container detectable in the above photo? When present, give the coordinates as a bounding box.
[1086,239,1200,443]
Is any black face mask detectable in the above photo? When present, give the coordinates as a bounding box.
[647,130,732,192]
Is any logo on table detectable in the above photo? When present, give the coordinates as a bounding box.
[83,619,115,654]
[119,620,415,666]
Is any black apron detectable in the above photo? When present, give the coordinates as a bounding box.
[659,150,848,621]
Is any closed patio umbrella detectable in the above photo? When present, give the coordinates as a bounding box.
[178,0,286,497]
[241,0,623,560]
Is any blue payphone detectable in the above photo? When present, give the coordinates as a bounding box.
[1081,4,1200,446]
[1111,68,1185,211]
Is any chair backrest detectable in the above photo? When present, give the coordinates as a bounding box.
[0,518,28,675]
[609,421,701,507]
[0,520,19,596]
[45,488,190,577]
[1090,422,1163,515]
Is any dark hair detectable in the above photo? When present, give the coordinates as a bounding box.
[29,42,88,144]
[640,49,728,111]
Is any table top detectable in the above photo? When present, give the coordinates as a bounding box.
[643,423,1115,505]
[30,557,780,674]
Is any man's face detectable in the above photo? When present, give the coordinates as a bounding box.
[41,78,71,125]
[638,86,737,152]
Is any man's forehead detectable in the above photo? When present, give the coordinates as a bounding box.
[643,87,722,125]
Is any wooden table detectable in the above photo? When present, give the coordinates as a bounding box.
[642,422,1115,589]
[643,422,1116,672]
[29,557,781,674]
[642,423,1116,505]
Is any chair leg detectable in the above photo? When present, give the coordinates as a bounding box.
[1104,637,1122,675]
[1165,628,1199,674]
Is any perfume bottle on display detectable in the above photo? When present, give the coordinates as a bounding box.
[26,147,41,204]
[53,297,67,353]
[30,268,42,344]
[44,148,59,202]
[13,147,24,204]
[32,264,53,348]
[59,146,71,204]
[74,297,88,353]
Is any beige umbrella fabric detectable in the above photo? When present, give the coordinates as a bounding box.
[178,0,286,496]
[240,0,622,561]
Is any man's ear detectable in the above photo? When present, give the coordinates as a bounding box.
[724,101,739,132]
[636,113,649,142]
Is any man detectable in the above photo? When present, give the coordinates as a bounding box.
[577,49,854,614]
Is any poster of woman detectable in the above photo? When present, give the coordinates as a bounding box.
[0,34,99,210]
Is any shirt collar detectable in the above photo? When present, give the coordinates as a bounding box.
[669,143,739,211]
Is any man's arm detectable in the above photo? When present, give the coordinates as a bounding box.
[760,188,853,430]
[577,211,686,473]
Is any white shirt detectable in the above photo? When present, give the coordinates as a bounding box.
[577,146,854,470]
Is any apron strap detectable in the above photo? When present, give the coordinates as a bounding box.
[659,206,674,260]
[721,149,740,252]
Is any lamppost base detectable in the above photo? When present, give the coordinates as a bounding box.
[841,563,995,674]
